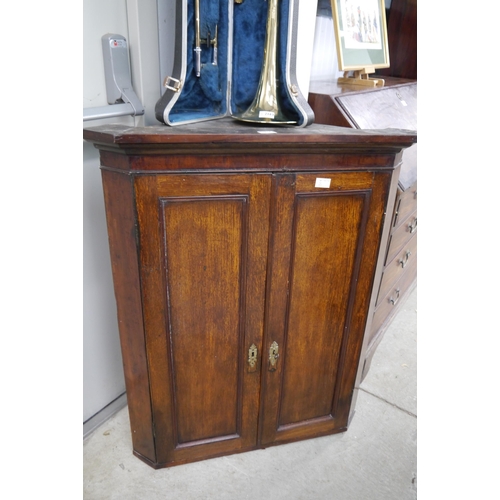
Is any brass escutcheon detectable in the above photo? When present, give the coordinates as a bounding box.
[269,341,279,371]
[248,344,258,372]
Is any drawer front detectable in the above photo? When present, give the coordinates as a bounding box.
[377,234,417,307]
[386,210,417,264]
[369,259,417,344]
[393,181,417,229]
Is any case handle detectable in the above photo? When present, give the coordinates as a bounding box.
[163,76,183,93]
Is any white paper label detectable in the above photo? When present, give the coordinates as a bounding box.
[315,178,331,189]
[259,111,275,119]
[257,130,277,134]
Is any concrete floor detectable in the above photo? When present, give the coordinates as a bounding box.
[84,287,417,500]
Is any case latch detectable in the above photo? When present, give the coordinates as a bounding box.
[163,76,183,93]
[289,84,299,96]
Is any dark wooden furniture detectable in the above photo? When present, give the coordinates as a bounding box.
[83,120,416,469]
[378,0,417,79]
[308,77,417,379]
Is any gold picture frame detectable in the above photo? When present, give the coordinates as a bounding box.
[331,0,390,87]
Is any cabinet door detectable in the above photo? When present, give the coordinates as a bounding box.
[259,172,390,445]
[135,174,271,466]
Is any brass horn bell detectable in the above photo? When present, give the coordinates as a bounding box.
[233,0,296,125]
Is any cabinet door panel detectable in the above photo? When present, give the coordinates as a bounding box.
[279,192,365,426]
[136,174,271,466]
[260,172,390,445]
[164,197,244,443]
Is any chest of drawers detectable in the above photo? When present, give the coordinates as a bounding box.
[308,78,417,379]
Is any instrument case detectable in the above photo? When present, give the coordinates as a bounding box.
[155,0,315,127]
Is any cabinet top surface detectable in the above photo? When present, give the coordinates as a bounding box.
[309,77,417,98]
[83,118,416,151]
[308,78,417,190]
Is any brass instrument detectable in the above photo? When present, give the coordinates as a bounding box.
[208,25,218,67]
[194,0,218,76]
[233,0,296,124]
[194,0,202,76]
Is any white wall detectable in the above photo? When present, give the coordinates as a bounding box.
[126,0,162,126]
[83,0,131,110]
[296,0,319,97]
[310,5,343,81]
[83,0,133,424]
[83,0,320,427]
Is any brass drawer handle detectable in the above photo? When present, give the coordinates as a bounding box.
[390,289,400,306]
[269,341,279,372]
[399,250,411,268]
[408,217,417,234]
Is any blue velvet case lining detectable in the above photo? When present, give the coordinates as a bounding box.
[166,0,302,125]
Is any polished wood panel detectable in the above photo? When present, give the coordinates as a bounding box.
[279,192,365,425]
[260,171,390,445]
[163,196,245,444]
[100,170,156,463]
[136,173,271,466]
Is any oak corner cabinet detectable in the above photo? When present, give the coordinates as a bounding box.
[83,119,416,469]
[308,78,418,380]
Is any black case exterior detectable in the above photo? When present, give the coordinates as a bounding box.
[155,0,315,127]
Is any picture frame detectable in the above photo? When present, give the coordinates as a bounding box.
[331,0,390,72]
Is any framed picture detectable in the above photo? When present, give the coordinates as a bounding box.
[331,0,390,71]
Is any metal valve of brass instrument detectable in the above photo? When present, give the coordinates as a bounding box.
[206,25,218,67]
[194,0,202,76]
[194,0,218,77]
